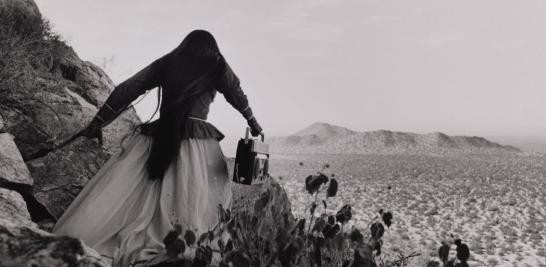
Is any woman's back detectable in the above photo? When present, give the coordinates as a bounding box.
[160,53,221,121]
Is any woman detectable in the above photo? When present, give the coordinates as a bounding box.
[53,30,262,266]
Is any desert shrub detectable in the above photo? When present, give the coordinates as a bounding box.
[486,257,499,266]
[427,238,472,267]
[156,167,421,267]
[0,2,59,92]
[536,248,546,257]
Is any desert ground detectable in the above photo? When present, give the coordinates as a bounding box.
[267,153,546,266]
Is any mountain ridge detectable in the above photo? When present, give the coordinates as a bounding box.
[270,122,521,155]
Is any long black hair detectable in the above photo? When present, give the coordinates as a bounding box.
[143,30,226,181]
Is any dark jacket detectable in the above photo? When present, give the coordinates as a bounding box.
[93,54,254,141]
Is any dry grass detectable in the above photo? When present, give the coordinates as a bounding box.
[0,2,60,94]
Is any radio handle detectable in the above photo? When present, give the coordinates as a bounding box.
[245,127,250,144]
[245,127,265,142]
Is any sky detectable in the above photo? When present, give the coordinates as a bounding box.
[35,0,546,139]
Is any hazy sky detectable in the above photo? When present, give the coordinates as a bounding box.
[35,0,545,138]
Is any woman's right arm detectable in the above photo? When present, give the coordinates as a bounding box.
[91,55,167,128]
[81,55,168,141]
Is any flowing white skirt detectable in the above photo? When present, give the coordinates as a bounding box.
[52,133,232,266]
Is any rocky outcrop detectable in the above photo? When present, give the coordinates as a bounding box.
[0,0,140,219]
[0,133,33,185]
[0,0,135,264]
[0,133,53,222]
[0,38,140,157]
[0,0,40,19]
[0,3,139,159]
[0,113,5,132]
[0,188,109,267]
[27,137,111,218]
[232,179,295,239]
[0,188,32,226]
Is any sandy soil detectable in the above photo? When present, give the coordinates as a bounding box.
[269,153,546,267]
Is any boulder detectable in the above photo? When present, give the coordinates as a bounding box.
[0,132,55,222]
[0,42,140,159]
[231,178,295,243]
[27,137,111,219]
[232,179,294,220]
[0,0,41,19]
[0,113,4,132]
[43,40,141,152]
[0,223,109,267]
[0,133,33,185]
[0,188,109,267]
[0,188,33,226]
[226,160,296,244]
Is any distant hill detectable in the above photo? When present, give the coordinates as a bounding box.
[279,122,356,146]
[270,122,521,155]
[485,136,546,154]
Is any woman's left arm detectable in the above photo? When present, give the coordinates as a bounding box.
[215,62,263,136]
[91,55,167,128]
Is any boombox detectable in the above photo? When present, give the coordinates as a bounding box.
[233,128,270,185]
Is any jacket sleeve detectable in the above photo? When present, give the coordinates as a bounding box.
[93,55,167,127]
[215,62,255,120]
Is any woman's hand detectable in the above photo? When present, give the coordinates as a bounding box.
[247,117,262,137]
[81,119,103,145]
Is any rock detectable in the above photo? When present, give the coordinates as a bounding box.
[0,189,108,267]
[0,44,140,159]
[0,0,140,156]
[502,198,517,206]
[0,188,33,226]
[0,113,4,132]
[425,208,439,216]
[231,178,295,241]
[0,144,55,222]
[0,224,109,267]
[227,159,296,241]
[44,40,141,152]
[231,179,293,218]
[27,137,111,218]
[0,0,41,19]
[0,133,33,185]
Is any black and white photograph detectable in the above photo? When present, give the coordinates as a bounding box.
[0,0,545,266]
